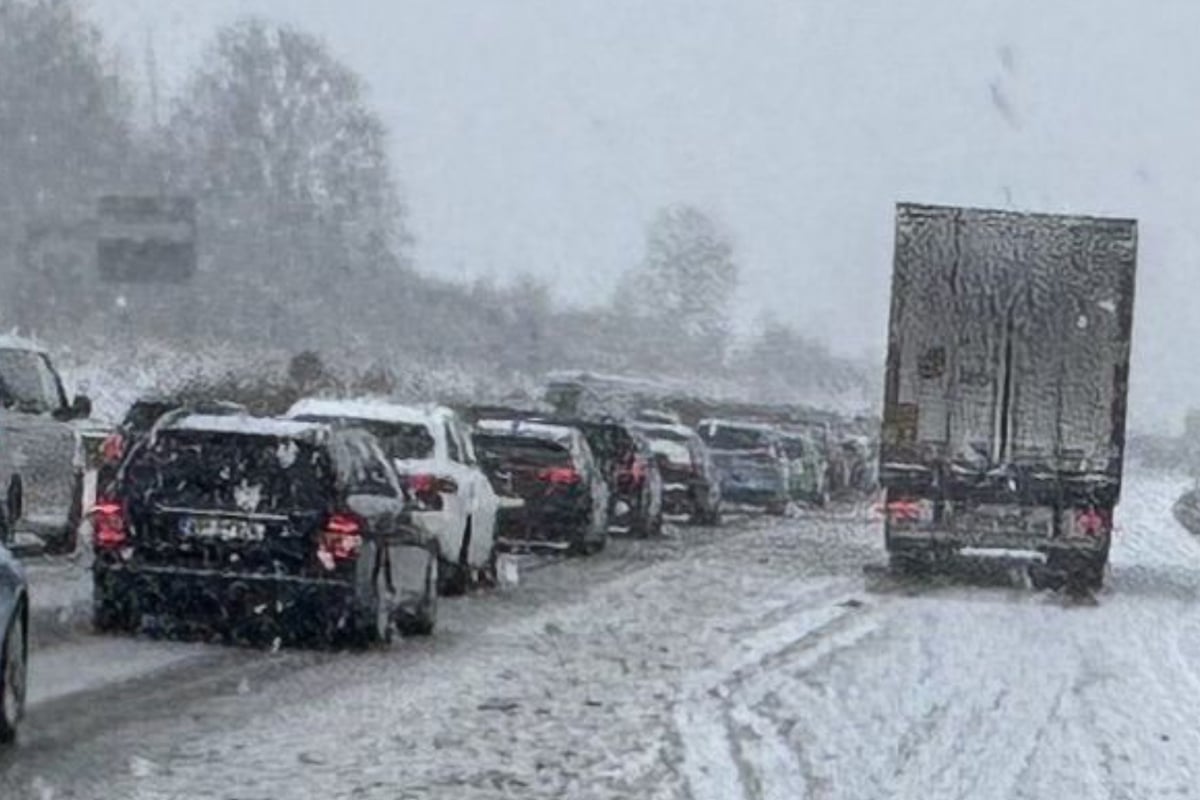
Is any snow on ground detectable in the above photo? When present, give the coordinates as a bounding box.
[7,472,1200,799]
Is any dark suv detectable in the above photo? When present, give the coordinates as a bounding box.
[471,418,609,554]
[631,421,722,524]
[566,419,663,538]
[92,413,437,647]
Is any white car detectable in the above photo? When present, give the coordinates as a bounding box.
[286,398,499,594]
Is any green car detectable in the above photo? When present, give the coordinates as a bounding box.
[780,431,829,507]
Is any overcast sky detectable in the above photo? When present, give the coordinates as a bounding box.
[86,0,1200,430]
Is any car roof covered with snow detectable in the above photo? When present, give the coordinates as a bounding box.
[285,397,452,429]
[473,417,580,446]
[0,333,48,354]
[631,421,700,441]
[161,412,332,442]
[697,418,780,435]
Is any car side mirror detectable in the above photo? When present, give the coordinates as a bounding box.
[72,394,92,420]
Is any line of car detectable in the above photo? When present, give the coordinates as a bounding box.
[0,386,858,745]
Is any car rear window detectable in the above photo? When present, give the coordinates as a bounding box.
[701,425,769,451]
[638,426,690,443]
[782,438,807,458]
[123,401,180,433]
[125,431,335,514]
[579,424,635,462]
[473,434,573,467]
[649,438,693,466]
[291,415,435,461]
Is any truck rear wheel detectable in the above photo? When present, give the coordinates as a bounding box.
[1042,550,1107,593]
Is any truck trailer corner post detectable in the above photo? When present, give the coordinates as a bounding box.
[879,203,1137,590]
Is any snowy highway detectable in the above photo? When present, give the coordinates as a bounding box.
[2,472,1199,799]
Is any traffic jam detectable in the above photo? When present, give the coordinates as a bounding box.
[0,355,878,745]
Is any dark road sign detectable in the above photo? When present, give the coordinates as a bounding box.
[97,195,197,282]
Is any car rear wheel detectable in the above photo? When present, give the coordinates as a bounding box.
[93,571,139,634]
[5,477,21,533]
[440,521,473,597]
[0,608,26,744]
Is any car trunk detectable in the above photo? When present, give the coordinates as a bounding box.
[473,434,580,498]
[121,431,336,576]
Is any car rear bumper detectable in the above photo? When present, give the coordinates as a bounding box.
[887,529,1108,554]
[495,500,590,548]
[721,485,788,506]
[93,562,367,643]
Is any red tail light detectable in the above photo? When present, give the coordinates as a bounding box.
[1073,508,1110,538]
[402,473,456,511]
[101,433,125,464]
[884,498,931,522]
[618,455,647,485]
[319,512,363,562]
[538,466,580,485]
[90,498,128,549]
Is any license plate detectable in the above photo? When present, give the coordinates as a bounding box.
[181,517,266,542]
[962,505,1053,535]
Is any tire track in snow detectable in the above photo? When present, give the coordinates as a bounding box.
[676,597,880,800]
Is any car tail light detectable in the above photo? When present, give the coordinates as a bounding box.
[319,512,364,563]
[538,466,581,485]
[402,473,456,511]
[90,498,128,549]
[101,433,124,464]
[619,455,647,485]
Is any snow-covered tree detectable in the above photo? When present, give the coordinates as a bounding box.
[164,18,407,347]
[0,0,132,326]
[616,204,739,369]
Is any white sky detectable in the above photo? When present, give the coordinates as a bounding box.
[85,0,1200,430]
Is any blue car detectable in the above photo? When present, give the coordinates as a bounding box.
[697,419,791,516]
[0,535,28,743]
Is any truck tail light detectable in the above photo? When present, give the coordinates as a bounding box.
[884,497,933,523]
[1073,507,1110,538]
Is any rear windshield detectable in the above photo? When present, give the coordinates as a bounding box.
[292,415,435,460]
[638,426,690,443]
[579,425,635,462]
[700,425,769,451]
[781,438,807,458]
[649,438,693,466]
[123,401,179,433]
[473,434,573,467]
[125,431,334,514]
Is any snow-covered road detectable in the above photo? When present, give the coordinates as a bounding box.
[3,473,1200,799]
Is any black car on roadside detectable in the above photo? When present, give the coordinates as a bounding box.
[0,539,27,744]
[631,421,722,524]
[91,413,437,647]
[565,419,663,538]
[471,418,609,554]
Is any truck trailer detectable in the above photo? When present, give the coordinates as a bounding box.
[879,203,1138,589]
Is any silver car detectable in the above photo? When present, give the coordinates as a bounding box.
[0,335,94,555]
